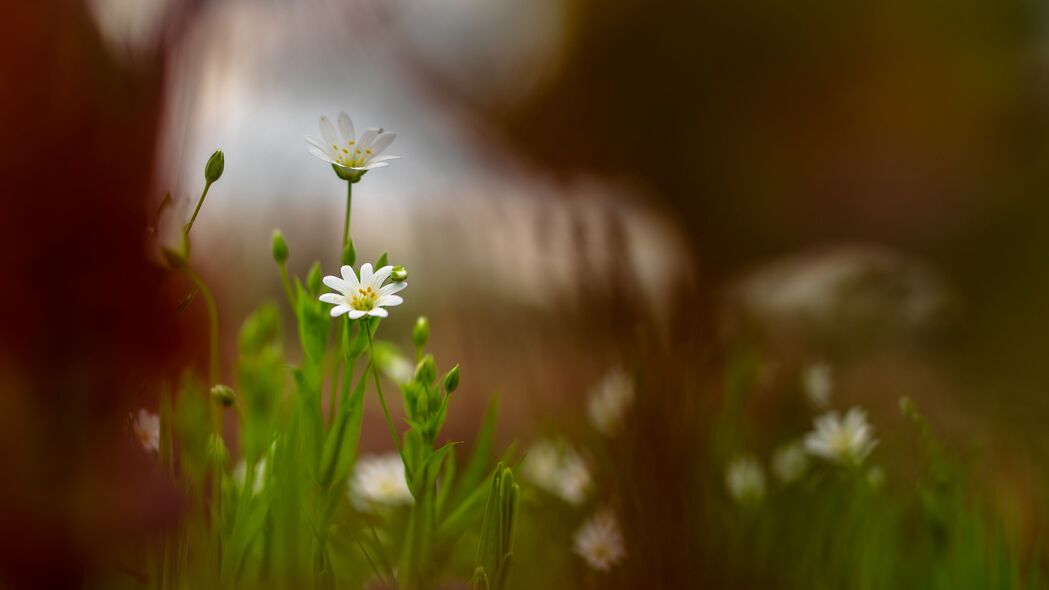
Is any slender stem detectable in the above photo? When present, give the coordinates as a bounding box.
[342,181,353,249]
[277,261,296,308]
[184,267,220,387]
[365,322,401,455]
[184,181,213,237]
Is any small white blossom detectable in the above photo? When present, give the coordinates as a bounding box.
[521,439,591,506]
[804,407,878,466]
[133,409,160,453]
[233,458,267,495]
[725,455,766,505]
[802,362,833,409]
[350,453,413,509]
[306,112,399,172]
[384,355,415,385]
[320,263,407,319]
[587,369,635,436]
[573,511,626,572]
[771,442,809,484]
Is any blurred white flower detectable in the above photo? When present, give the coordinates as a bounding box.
[306,112,399,172]
[804,407,878,466]
[233,458,267,495]
[725,455,766,505]
[587,369,635,436]
[320,263,407,319]
[522,439,591,505]
[350,453,413,509]
[133,409,160,453]
[802,362,833,409]
[573,510,626,572]
[384,355,416,385]
[771,442,809,484]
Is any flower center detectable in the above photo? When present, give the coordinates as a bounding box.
[335,145,368,168]
[350,286,378,311]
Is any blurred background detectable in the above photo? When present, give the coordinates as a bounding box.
[4,0,1049,586]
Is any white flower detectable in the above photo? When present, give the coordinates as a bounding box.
[306,112,399,172]
[725,455,766,505]
[384,355,415,385]
[521,439,591,506]
[802,361,833,409]
[350,453,413,509]
[804,407,878,466]
[573,511,626,572]
[587,369,635,436]
[771,442,809,484]
[319,263,407,319]
[133,409,160,453]
[233,458,267,495]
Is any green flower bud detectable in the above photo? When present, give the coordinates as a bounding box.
[442,364,460,394]
[898,396,917,421]
[204,150,224,184]
[412,316,429,349]
[341,239,356,267]
[206,433,229,467]
[307,262,323,296]
[391,265,408,282]
[210,384,236,407]
[271,229,289,263]
[415,354,437,385]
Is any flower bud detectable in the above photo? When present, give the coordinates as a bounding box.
[391,265,408,282]
[271,229,289,263]
[307,262,323,296]
[210,384,236,407]
[341,239,356,267]
[207,433,229,467]
[414,354,437,385]
[204,150,224,184]
[412,316,429,349]
[442,364,460,394]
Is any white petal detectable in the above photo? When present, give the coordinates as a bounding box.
[319,293,343,304]
[368,155,401,164]
[359,263,374,286]
[368,133,396,157]
[306,136,334,156]
[379,282,407,296]
[337,112,355,144]
[307,146,337,164]
[376,295,403,307]
[351,162,389,171]
[348,310,367,319]
[322,275,346,293]
[330,305,350,317]
[341,265,360,291]
[358,127,380,149]
[319,116,339,147]
[368,307,389,318]
[371,265,394,287]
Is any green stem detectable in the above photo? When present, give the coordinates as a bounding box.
[342,181,353,249]
[184,267,220,387]
[365,322,401,456]
[277,261,296,308]
[184,181,213,237]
